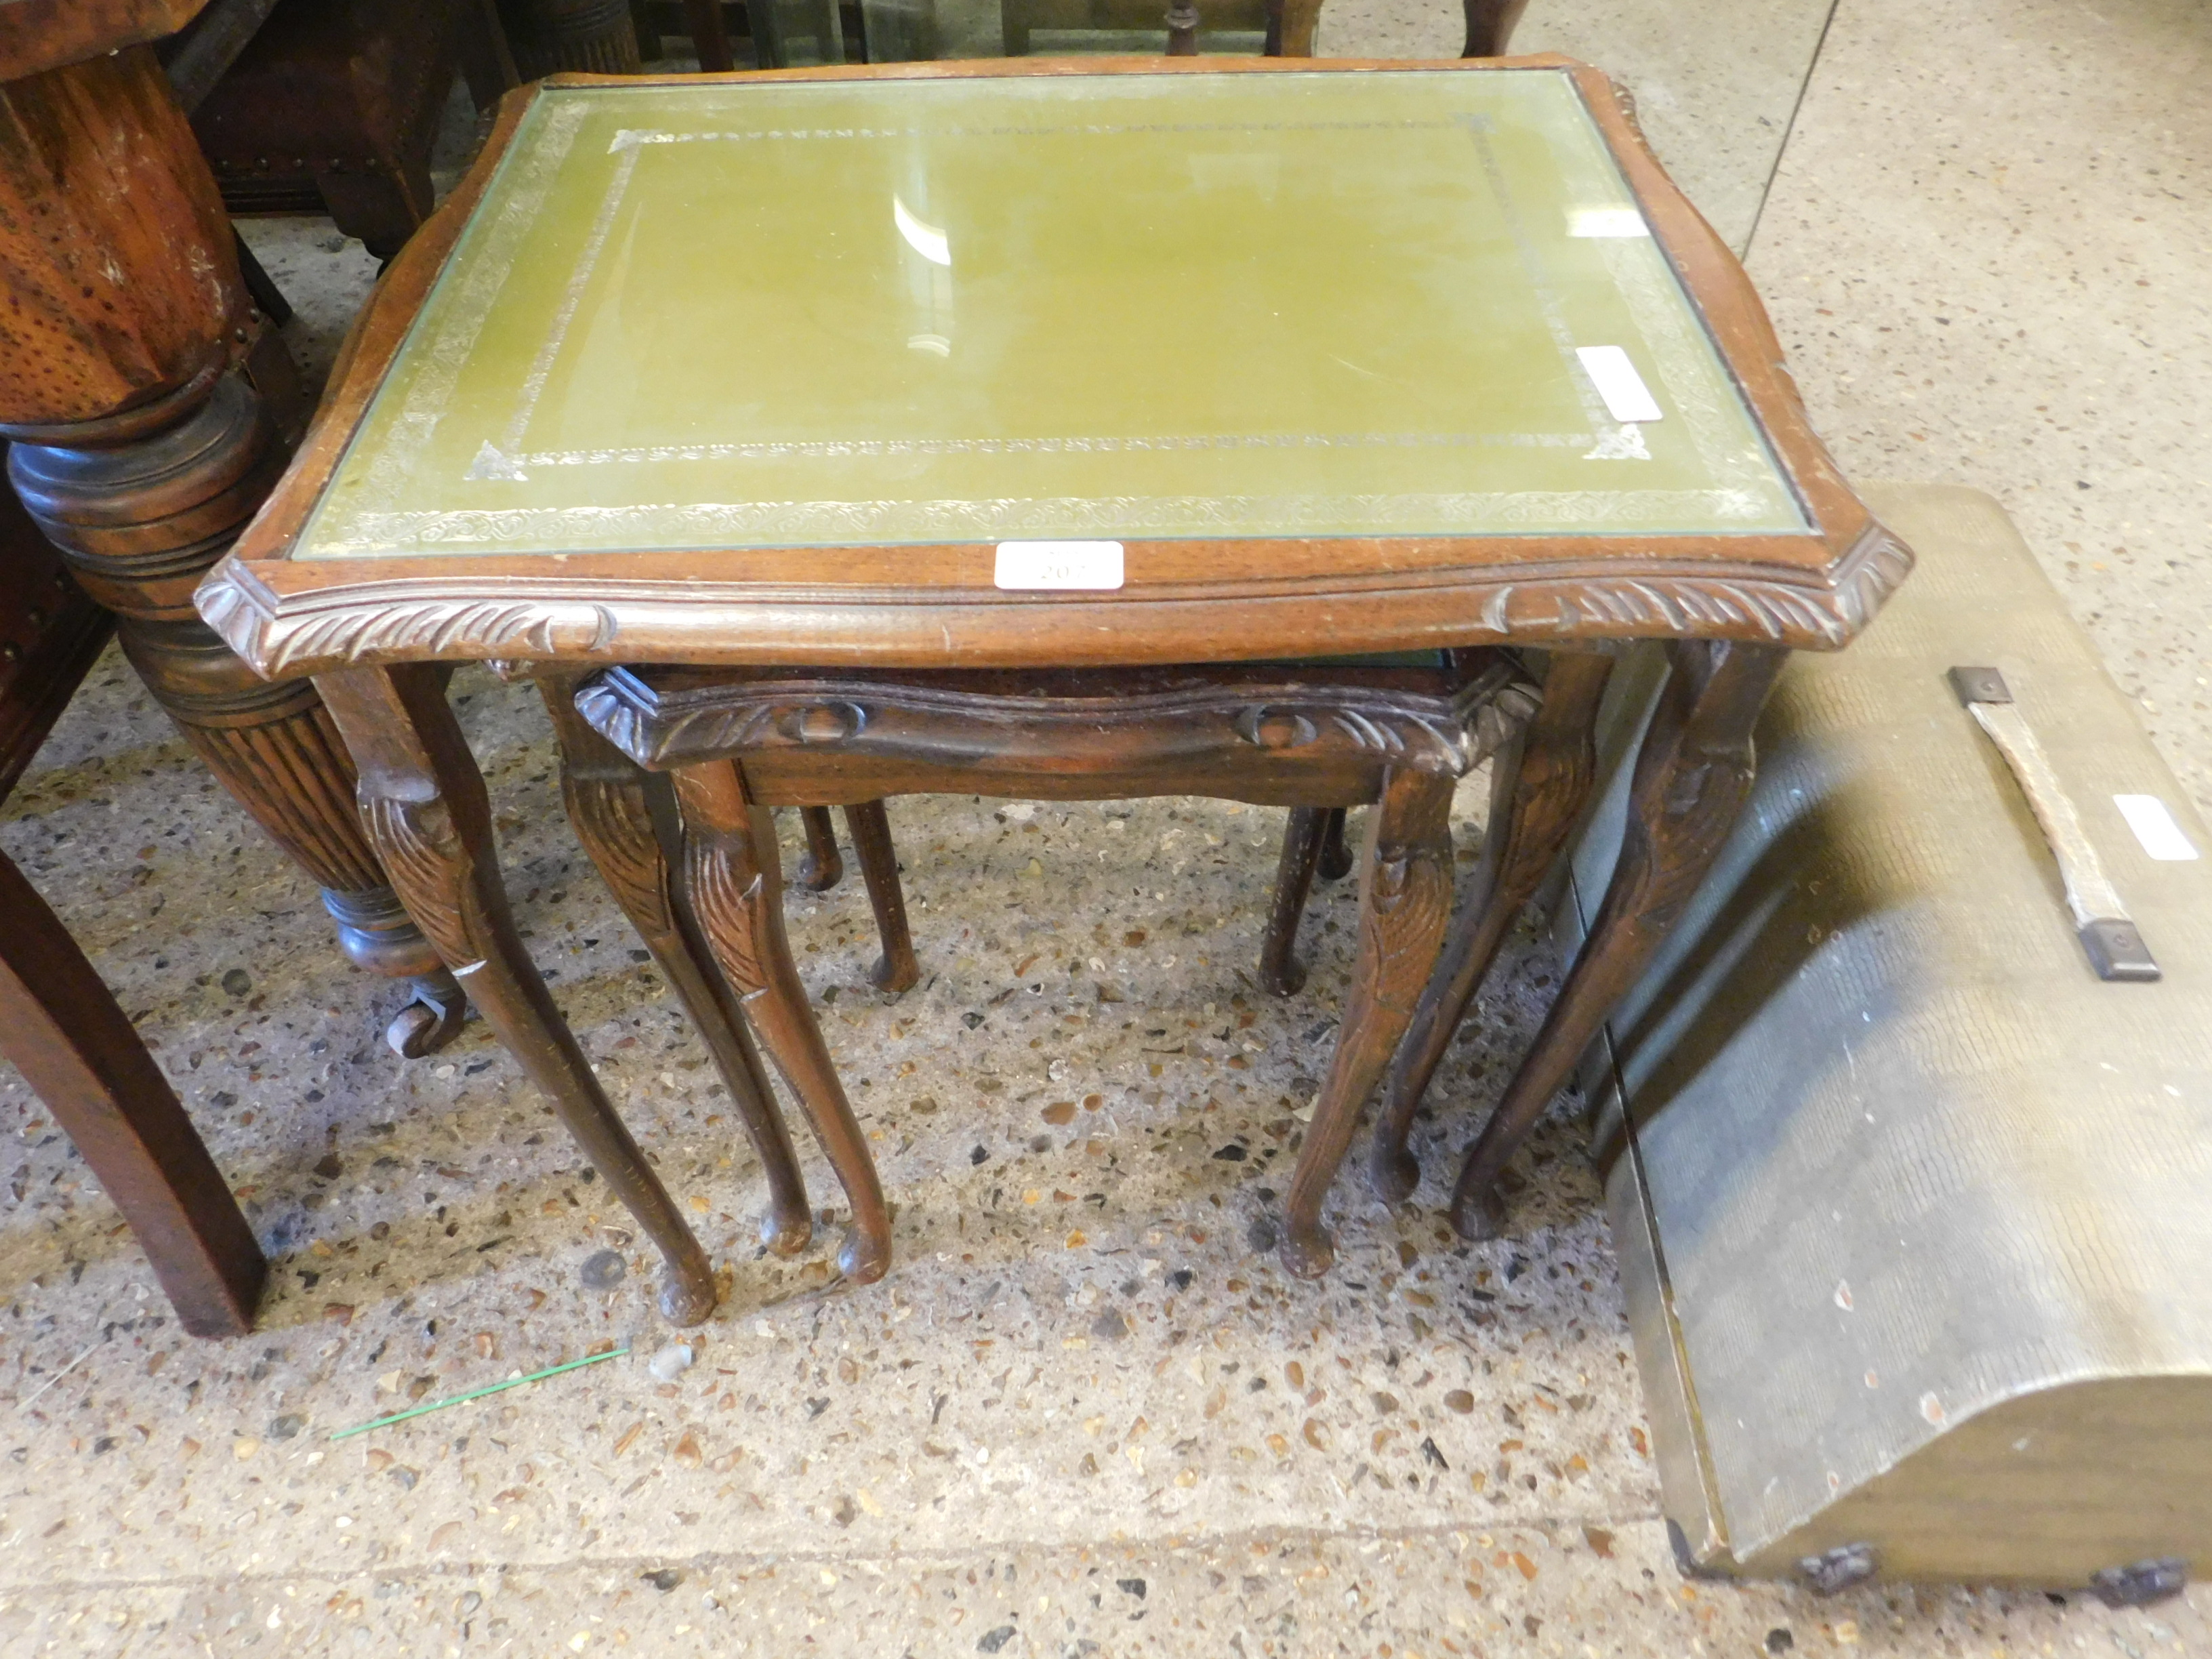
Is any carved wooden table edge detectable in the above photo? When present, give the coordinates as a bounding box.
[199,53,1912,685]
[198,517,1913,680]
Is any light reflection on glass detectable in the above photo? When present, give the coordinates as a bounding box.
[296,70,1809,558]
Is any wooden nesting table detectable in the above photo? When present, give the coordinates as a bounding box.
[199,56,1909,1320]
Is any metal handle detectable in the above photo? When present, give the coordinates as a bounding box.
[1950,666,2158,981]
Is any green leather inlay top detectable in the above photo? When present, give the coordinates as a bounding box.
[298,68,1805,560]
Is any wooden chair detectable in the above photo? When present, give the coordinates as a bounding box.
[569,652,1538,1282]
[0,475,265,1338]
[189,0,474,261]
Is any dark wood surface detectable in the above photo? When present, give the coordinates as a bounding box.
[190,0,465,258]
[0,0,207,81]
[201,58,1912,682]
[0,476,266,1338]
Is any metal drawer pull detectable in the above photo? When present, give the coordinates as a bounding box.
[1950,665,2159,981]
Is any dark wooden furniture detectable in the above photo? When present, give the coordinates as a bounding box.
[197,59,1910,1313]
[0,472,265,1338]
[577,655,1534,1279]
[1269,0,1518,60]
[189,0,470,260]
[0,18,465,1060]
[501,0,642,77]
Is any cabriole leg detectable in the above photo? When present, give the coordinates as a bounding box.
[1279,766,1457,1279]
[317,665,717,1326]
[1259,806,1330,996]
[1461,0,1529,56]
[795,805,844,892]
[1317,806,1355,880]
[539,678,813,1259]
[1371,651,1613,1204]
[1450,642,1784,1240]
[842,800,920,993]
[674,762,893,1285]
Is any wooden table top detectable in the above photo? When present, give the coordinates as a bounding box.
[203,58,1910,678]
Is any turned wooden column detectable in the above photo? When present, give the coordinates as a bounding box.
[498,0,642,77]
[0,39,465,1057]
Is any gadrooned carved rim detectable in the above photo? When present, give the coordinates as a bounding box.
[197,520,1912,680]
[573,661,1544,777]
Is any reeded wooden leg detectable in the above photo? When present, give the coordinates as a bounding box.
[0,851,264,1338]
[795,805,844,892]
[1279,767,1456,1279]
[1259,806,1330,996]
[538,679,813,1260]
[0,47,462,1062]
[317,665,717,1326]
[498,0,643,75]
[842,800,920,993]
[1461,0,1529,56]
[1450,642,1784,1240]
[674,762,893,1286]
[1371,651,1613,1204]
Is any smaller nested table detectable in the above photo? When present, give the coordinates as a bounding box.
[200,58,1909,1321]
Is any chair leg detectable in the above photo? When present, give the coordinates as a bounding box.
[1279,766,1457,1279]
[1450,642,1784,1240]
[1272,0,1320,54]
[673,762,893,1285]
[0,852,264,1338]
[317,665,718,1326]
[1259,806,1330,996]
[682,0,738,69]
[795,805,844,892]
[1370,651,1614,1204]
[538,678,813,1260]
[1461,0,1529,56]
[842,800,920,992]
[1317,806,1355,880]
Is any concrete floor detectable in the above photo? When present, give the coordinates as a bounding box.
[2,0,2208,1652]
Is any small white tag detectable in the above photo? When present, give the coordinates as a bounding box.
[2114,794,2200,861]
[1568,206,1649,237]
[994,541,1124,591]
[1576,346,1664,424]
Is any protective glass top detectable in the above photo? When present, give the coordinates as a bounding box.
[298,69,1805,560]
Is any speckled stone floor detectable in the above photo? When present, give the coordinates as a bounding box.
[2,1,2208,1653]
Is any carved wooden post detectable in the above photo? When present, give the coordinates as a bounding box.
[498,0,642,76]
[0,41,464,1057]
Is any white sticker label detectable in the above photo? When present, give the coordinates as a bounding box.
[1568,206,1650,238]
[2114,794,2200,861]
[1576,346,1664,424]
[994,541,1124,591]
